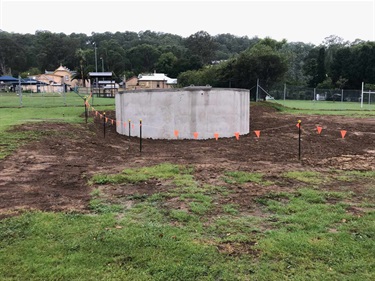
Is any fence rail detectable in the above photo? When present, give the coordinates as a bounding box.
[253,83,375,111]
[0,91,114,108]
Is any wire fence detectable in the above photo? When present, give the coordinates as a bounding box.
[0,91,114,108]
[253,82,375,111]
[2,84,375,111]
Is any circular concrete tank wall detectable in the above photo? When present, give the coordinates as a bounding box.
[115,87,250,140]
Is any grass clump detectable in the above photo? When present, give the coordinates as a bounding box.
[0,211,245,280]
[255,188,375,280]
[91,163,193,185]
[282,171,327,185]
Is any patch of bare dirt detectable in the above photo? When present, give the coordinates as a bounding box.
[1,102,374,219]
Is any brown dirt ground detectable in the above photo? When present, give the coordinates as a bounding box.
[1,103,374,219]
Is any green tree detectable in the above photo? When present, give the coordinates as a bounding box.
[229,40,288,89]
[280,41,314,85]
[185,31,217,65]
[74,48,91,87]
[304,47,326,87]
[155,52,177,75]
[126,44,161,73]
[177,65,223,87]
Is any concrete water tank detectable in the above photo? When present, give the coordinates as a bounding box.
[115,86,250,140]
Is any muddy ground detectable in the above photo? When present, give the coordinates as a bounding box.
[1,103,374,219]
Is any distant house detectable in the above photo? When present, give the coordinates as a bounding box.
[137,73,177,89]
[32,65,83,93]
[124,76,139,90]
[123,73,177,91]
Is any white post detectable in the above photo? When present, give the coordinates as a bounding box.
[283,83,286,101]
[369,90,371,105]
[361,82,364,108]
[341,89,344,103]
[314,88,316,101]
[18,75,22,107]
[256,79,259,102]
[95,44,98,93]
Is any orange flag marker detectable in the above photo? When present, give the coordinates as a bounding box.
[174,130,179,138]
[105,117,108,123]
[214,133,219,140]
[296,123,301,128]
[111,119,114,125]
[234,132,240,140]
[341,130,347,139]
[193,132,198,139]
[254,130,261,138]
[316,126,322,134]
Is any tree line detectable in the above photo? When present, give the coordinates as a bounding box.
[0,30,374,90]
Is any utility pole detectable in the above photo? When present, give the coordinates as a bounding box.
[100,57,104,72]
[94,42,98,94]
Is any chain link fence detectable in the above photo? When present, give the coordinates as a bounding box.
[0,89,115,108]
[252,82,375,111]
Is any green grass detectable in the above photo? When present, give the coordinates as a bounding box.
[1,163,375,280]
[256,188,375,280]
[1,95,375,280]
[267,100,375,116]
[282,170,328,185]
[91,163,194,185]
[0,93,114,159]
[0,91,114,108]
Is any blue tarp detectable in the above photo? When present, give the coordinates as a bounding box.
[0,75,19,82]
[0,76,47,85]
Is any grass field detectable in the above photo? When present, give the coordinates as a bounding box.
[0,92,114,159]
[0,95,374,280]
[0,91,114,108]
[272,99,375,115]
[1,165,374,280]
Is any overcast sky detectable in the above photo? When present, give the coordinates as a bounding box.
[0,0,374,45]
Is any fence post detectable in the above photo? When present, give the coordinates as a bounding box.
[140,119,142,153]
[103,112,106,139]
[84,97,88,123]
[361,82,364,109]
[298,120,302,161]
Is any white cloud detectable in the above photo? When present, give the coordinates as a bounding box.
[1,0,374,45]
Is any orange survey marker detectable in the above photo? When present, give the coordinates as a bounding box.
[214,133,219,140]
[193,132,199,139]
[296,122,301,128]
[316,126,322,134]
[174,130,179,138]
[234,132,240,140]
[254,130,261,138]
[341,130,347,139]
